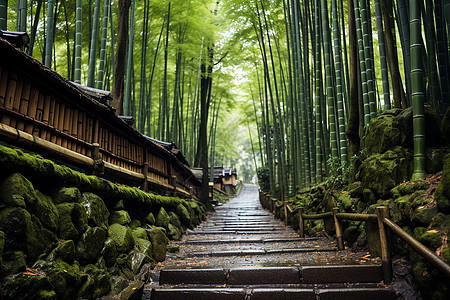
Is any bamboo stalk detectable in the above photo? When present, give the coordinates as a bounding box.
[25,88,39,134]
[17,81,32,131]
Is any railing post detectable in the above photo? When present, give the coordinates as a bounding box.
[271,198,276,214]
[171,175,178,196]
[92,143,104,176]
[376,206,393,284]
[284,202,288,226]
[298,207,304,238]
[332,208,344,250]
[142,162,149,192]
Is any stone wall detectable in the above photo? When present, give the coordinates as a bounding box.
[0,144,206,299]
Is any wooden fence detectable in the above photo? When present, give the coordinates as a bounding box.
[259,192,450,284]
[0,37,200,199]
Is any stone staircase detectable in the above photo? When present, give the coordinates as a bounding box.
[143,184,396,299]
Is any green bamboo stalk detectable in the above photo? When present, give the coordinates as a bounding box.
[0,0,6,30]
[44,0,56,68]
[96,0,110,89]
[87,0,101,87]
[360,0,377,119]
[397,0,412,105]
[374,0,390,109]
[332,0,347,162]
[17,0,26,32]
[124,0,136,116]
[73,0,82,84]
[410,0,426,180]
[436,0,450,111]
[353,0,370,127]
[321,0,338,160]
[314,0,323,182]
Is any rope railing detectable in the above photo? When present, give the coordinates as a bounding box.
[258,191,450,284]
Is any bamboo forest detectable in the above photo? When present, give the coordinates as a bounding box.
[1,0,450,299]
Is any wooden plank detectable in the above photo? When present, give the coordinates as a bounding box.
[25,88,39,134]
[77,110,83,153]
[71,108,78,151]
[9,75,24,128]
[16,81,32,131]
[62,106,71,149]
[48,97,56,143]
[57,103,65,146]
[1,71,18,125]
[0,68,9,106]
[51,101,60,144]
[41,95,51,140]
[35,93,45,138]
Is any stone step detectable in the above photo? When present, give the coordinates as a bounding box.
[186,230,291,235]
[178,237,320,245]
[195,227,286,231]
[156,266,382,285]
[144,287,396,300]
[182,248,337,258]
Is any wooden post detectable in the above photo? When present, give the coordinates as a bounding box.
[298,207,304,238]
[142,162,149,192]
[171,175,178,196]
[92,143,104,176]
[271,198,276,214]
[333,208,344,250]
[284,201,288,226]
[377,206,393,284]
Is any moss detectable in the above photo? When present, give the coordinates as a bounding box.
[33,190,59,232]
[435,153,450,214]
[155,207,170,228]
[130,252,151,274]
[358,147,413,198]
[119,281,144,300]
[80,264,111,299]
[0,173,37,208]
[2,273,55,300]
[2,251,27,275]
[48,240,76,264]
[0,207,56,264]
[144,212,156,226]
[0,230,4,257]
[147,228,168,262]
[412,205,438,226]
[134,238,153,258]
[167,245,180,253]
[110,210,132,226]
[131,227,147,240]
[176,204,192,228]
[167,223,182,240]
[169,212,182,228]
[53,187,82,204]
[418,230,442,250]
[101,237,118,267]
[56,203,88,241]
[76,227,107,264]
[442,247,450,263]
[81,193,109,230]
[108,224,134,254]
[442,106,450,146]
[129,219,141,230]
[365,113,403,155]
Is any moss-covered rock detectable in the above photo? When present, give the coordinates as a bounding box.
[2,251,26,275]
[155,207,170,228]
[130,252,151,274]
[79,264,111,299]
[119,281,144,300]
[33,190,59,232]
[110,210,132,226]
[101,237,118,267]
[131,227,148,240]
[129,219,141,230]
[81,192,109,229]
[144,212,155,226]
[2,272,56,300]
[0,207,56,263]
[435,153,450,214]
[0,230,5,257]
[169,212,182,228]
[357,147,413,198]
[167,223,183,241]
[109,275,130,296]
[176,204,192,228]
[108,223,134,253]
[56,202,88,241]
[147,228,168,262]
[134,238,153,258]
[0,173,37,208]
[412,205,438,226]
[48,240,75,264]
[53,187,82,204]
[442,247,450,263]
[416,229,442,250]
[442,106,450,146]
[76,227,107,264]
[365,113,404,155]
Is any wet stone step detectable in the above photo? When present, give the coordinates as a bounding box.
[178,237,321,245]
[186,230,291,235]
[182,248,337,258]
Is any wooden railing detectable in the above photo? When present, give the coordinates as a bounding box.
[259,192,450,284]
[0,37,200,199]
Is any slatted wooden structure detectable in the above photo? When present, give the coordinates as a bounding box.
[0,36,200,198]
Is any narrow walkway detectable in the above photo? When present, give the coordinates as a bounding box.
[144,184,395,299]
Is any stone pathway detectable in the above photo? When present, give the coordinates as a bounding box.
[143,184,396,299]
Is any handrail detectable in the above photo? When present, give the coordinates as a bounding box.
[383,217,450,279]
[259,191,450,285]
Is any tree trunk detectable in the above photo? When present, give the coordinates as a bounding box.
[112,0,131,115]
[0,0,7,30]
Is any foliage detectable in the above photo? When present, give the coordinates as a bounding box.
[256,167,270,193]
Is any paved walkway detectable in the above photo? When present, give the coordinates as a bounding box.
[144,184,395,299]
